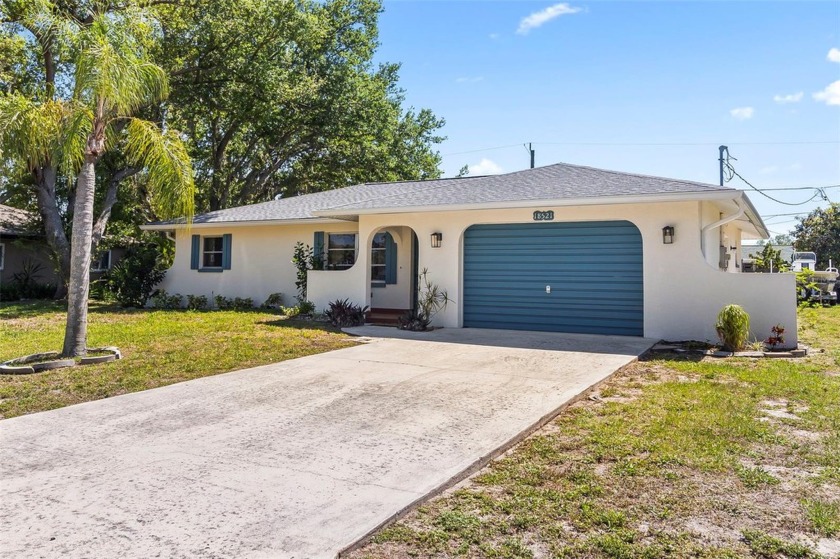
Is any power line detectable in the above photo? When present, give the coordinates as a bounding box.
[723,152,827,206]
[737,184,840,192]
[442,140,840,157]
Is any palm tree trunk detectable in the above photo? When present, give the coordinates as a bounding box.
[62,158,97,357]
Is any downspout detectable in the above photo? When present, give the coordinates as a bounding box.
[701,197,745,261]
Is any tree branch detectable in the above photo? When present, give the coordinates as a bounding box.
[91,166,141,249]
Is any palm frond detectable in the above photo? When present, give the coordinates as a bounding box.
[124,117,194,222]
[0,93,64,168]
[58,102,93,175]
[74,10,168,118]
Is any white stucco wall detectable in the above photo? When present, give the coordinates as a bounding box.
[347,201,796,347]
[158,222,357,309]
[159,199,797,347]
[307,225,415,312]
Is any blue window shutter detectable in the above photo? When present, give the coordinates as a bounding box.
[313,231,325,266]
[222,234,232,270]
[385,233,398,285]
[190,235,200,270]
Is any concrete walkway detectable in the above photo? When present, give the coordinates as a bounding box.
[0,328,654,559]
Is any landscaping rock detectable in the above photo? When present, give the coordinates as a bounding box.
[32,359,76,372]
[80,354,117,365]
[734,351,765,358]
[0,365,36,375]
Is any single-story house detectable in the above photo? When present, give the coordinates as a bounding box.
[0,203,59,289]
[142,162,798,347]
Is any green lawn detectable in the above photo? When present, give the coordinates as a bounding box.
[351,305,840,559]
[0,301,355,419]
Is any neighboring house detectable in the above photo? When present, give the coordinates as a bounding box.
[0,203,123,292]
[0,204,59,289]
[741,244,795,272]
[142,162,797,347]
[89,246,127,281]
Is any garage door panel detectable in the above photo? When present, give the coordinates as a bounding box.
[463,221,643,336]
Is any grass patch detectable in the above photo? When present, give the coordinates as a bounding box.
[741,529,819,558]
[803,499,840,537]
[351,306,840,558]
[0,300,354,418]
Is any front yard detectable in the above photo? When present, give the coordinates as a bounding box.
[351,306,840,559]
[0,301,354,419]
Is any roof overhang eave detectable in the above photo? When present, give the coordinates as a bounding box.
[311,189,743,218]
[140,217,350,231]
[736,192,771,239]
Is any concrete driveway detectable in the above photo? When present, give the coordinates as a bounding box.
[0,327,654,558]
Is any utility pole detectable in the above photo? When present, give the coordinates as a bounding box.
[525,143,535,169]
[719,145,728,186]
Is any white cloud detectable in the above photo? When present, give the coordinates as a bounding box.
[760,163,801,175]
[730,107,754,120]
[455,76,484,84]
[773,92,803,104]
[469,158,503,175]
[516,3,582,35]
[827,48,840,63]
[489,33,500,40]
[813,80,840,105]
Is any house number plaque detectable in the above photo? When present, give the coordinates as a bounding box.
[533,210,554,221]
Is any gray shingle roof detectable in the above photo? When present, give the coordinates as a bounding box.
[149,162,734,226]
[0,204,35,235]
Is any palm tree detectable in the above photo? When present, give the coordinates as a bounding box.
[62,12,194,356]
[1,8,194,356]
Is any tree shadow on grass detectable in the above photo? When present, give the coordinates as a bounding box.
[639,349,706,364]
[0,299,65,319]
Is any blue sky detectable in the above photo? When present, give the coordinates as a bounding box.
[374,1,840,237]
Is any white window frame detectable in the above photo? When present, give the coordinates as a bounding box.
[91,249,111,272]
[371,232,387,284]
[202,236,224,269]
[0,242,5,271]
[326,232,358,270]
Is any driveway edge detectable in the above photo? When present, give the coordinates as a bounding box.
[336,348,652,557]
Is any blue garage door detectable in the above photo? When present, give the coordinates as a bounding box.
[463,221,643,336]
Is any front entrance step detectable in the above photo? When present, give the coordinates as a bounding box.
[366,308,410,327]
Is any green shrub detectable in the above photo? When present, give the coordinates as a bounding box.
[281,300,315,318]
[151,290,183,309]
[325,298,368,327]
[0,283,21,302]
[104,244,167,307]
[261,292,284,309]
[186,294,208,310]
[297,300,316,316]
[214,295,233,310]
[232,297,253,310]
[715,304,750,351]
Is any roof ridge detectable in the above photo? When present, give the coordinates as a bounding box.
[534,161,731,191]
[319,176,483,211]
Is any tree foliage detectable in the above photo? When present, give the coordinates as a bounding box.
[157,0,445,211]
[1,0,446,290]
[753,243,789,273]
[793,203,840,269]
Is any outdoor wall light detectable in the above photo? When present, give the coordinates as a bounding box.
[662,226,675,245]
[431,232,443,248]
